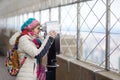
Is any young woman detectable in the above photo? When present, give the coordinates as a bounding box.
[9,18,57,80]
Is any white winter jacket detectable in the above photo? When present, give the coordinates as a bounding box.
[9,32,54,80]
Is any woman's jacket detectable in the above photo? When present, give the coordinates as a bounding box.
[9,32,54,80]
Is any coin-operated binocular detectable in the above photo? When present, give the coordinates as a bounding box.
[41,21,60,80]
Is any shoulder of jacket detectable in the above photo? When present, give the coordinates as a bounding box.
[20,35,33,41]
[9,32,21,45]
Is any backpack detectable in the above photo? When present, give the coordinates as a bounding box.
[5,34,27,76]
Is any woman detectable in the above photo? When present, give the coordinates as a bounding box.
[9,18,57,80]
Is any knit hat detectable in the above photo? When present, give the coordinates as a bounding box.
[21,18,40,31]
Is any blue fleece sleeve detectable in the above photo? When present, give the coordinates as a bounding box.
[35,36,54,59]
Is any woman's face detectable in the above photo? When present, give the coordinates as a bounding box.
[32,25,41,36]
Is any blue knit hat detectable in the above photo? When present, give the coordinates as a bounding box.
[21,18,40,31]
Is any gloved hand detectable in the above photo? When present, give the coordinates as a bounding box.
[48,30,58,38]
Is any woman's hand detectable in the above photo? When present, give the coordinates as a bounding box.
[48,30,58,38]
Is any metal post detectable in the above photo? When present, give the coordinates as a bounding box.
[105,0,110,71]
[58,5,61,32]
[49,8,51,21]
[58,5,61,54]
[47,41,56,80]
[77,2,80,60]
[39,10,41,22]
[46,35,60,80]
[118,57,120,73]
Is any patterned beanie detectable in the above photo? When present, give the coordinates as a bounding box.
[21,18,40,31]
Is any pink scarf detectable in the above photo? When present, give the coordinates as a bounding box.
[32,37,46,80]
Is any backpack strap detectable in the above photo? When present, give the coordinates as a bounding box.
[14,34,23,50]
[20,55,27,67]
